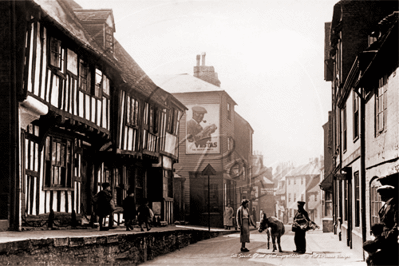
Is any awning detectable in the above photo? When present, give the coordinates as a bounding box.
[319,174,333,191]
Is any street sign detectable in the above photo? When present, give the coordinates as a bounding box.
[202,164,216,232]
[202,164,216,176]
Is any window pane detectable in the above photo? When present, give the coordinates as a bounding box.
[134,101,139,125]
[57,142,61,164]
[127,96,130,124]
[60,143,65,167]
[52,141,57,163]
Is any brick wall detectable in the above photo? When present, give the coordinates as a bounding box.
[0,230,228,265]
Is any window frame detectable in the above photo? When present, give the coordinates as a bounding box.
[354,171,360,227]
[370,178,382,227]
[227,102,231,120]
[353,91,359,141]
[44,134,74,189]
[78,59,92,94]
[375,75,388,136]
[342,105,347,153]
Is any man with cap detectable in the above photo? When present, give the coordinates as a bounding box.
[293,201,310,254]
[375,184,398,265]
[187,106,217,147]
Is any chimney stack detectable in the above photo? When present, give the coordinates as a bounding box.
[193,53,221,87]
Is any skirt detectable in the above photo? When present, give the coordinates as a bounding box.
[240,218,250,243]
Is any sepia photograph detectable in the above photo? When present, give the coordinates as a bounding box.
[0,0,398,265]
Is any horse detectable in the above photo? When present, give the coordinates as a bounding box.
[258,213,285,252]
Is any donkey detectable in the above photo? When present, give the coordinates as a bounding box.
[258,213,285,252]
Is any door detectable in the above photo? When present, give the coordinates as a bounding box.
[347,179,352,248]
[81,146,93,215]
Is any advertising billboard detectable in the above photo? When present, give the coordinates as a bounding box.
[186,104,220,154]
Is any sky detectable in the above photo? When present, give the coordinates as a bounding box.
[77,0,337,168]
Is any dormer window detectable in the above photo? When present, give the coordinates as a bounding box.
[74,9,115,54]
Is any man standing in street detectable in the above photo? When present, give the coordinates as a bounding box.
[95,182,115,231]
[293,201,310,254]
[376,184,398,266]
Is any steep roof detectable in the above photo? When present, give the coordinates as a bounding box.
[74,9,113,22]
[262,177,274,185]
[150,74,223,93]
[286,162,320,178]
[32,0,169,107]
[114,40,166,105]
[150,74,237,105]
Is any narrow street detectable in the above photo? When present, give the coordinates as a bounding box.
[142,226,366,266]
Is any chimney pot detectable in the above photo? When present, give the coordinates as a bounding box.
[196,55,200,67]
[201,52,206,66]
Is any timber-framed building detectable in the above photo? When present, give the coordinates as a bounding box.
[0,0,186,230]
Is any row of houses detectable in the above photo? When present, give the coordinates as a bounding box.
[0,0,256,231]
[320,0,398,257]
[273,159,323,228]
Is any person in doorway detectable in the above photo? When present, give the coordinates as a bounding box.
[293,201,310,254]
[137,199,152,231]
[223,204,234,230]
[95,182,115,231]
[123,187,137,231]
[376,184,398,266]
[252,207,257,225]
[236,199,256,252]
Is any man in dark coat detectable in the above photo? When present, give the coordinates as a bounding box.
[123,187,137,231]
[95,182,114,231]
[293,201,310,254]
[376,185,398,265]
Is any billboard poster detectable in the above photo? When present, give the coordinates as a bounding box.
[186,104,220,154]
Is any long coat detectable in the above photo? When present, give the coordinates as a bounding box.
[236,206,255,228]
[224,206,234,226]
[95,190,113,216]
[123,196,137,220]
[378,197,398,242]
[377,196,398,265]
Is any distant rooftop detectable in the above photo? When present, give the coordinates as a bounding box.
[150,74,224,94]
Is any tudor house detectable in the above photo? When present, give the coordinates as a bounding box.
[0,0,185,231]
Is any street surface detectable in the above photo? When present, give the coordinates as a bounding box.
[142,225,367,266]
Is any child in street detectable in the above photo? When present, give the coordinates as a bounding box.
[363,223,385,266]
[137,199,152,231]
[123,187,137,231]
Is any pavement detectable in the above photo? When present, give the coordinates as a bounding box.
[0,224,237,244]
[0,225,367,265]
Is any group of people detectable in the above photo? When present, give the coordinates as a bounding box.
[93,182,153,232]
[362,184,398,266]
[234,199,317,253]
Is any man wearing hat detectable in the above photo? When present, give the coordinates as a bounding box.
[95,182,115,231]
[187,106,217,147]
[293,201,310,254]
[376,184,398,265]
